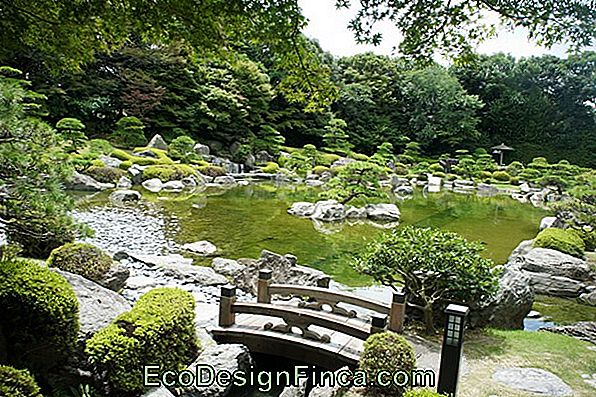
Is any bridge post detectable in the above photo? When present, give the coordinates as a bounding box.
[388,291,406,333]
[371,314,388,334]
[219,285,236,327]
[317,276,331,288]
[257,269,272,303]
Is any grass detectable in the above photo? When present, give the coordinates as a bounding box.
[459,328,596,397]
[533,295,596,325]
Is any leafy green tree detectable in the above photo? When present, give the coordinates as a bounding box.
[370,142,396,167]
[355,226,498,334]
[110,116,146,148]
[321,161,387,205]
[55,117,86,152]
[252,125,285,154]
[168,135,199,163]
[0,68,84,258]
[322,118,352,155]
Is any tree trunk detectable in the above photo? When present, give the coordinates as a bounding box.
[423,305,436,335]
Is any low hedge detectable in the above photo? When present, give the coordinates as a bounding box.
[142,164,197,182]
[492,171,511,182]
[0,259,79,374]
[261,162,280,174]
[0,365,43,397]
[47,242,113,282]
[534,228,585,258]
[359,332,416,396]
[86,288,199,395]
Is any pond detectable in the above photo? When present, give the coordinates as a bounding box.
[75,182,548,286]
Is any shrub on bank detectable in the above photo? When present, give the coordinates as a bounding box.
[86,288,199,395]
[319,153,341,166]
[534,228,585,258]
[86,166,125,183]
[359,332,416,396]
[119,160,133,170]
[47,242,113,282]
[198,165,227,178]
[0,366,43,397]
[0,259,79,374]
[312,165,330,175]
[261,162,280,174]
[142,164,197,182]
[492,171,511,182]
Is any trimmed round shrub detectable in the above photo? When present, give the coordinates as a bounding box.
[349,152,369,161]
[86,288,199,395]
[319,153,341,166]
[506,161,524,176]
[312,165,330,175]
[534,228,585,258]
[480,170,492,179]
[433,171,446,178]
[510,176,520,185]
[47,242,112,282]
[110,116,146,148]
[142,164,197,182]
[168,135,196,161]
[197,165,227,178]
[359,332,416,396]
[492,171,511,182]
[88,139,114,155]
[446,173,458,181]
[429,163,443,172]
[0,366,42,397]
[403,389,448,397]
[261,162,280,174]
[0,259,79,374]
[86,166,124,183]
[118,160,133,170]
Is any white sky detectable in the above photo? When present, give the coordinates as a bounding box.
[298,0,588,61]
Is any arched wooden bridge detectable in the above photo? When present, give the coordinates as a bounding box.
[209,269,407,369]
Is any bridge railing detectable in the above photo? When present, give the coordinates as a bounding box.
[256,269,406,333]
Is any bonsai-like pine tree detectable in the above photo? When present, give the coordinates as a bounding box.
[322,118,352,155]
[55,117,86,152]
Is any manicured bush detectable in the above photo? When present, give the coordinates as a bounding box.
[429,163,443,172]
[119,160,133,170]
[359,332,416,396]
[446,173,458,181]
[110,116,146,148]
[433,171,446,178]
[86,166,124,183]
[141,164,196,182]
[319,153,341,166]
[480,170,493,179]
[399,154,416,164]
[90,159,105,167]
[510,176,520,185]
[86,288,199,395]
[56,117,87,151]
[197,165,227,178]
[47,242,112,282]
[0,259,79,374]
[312,165,330,175]
[506,161,524,176]
[492,171,511,182]
[0,365,42,397]
[132,147,175,165]
[168,135,196,162]
[350,152,370,161]
[518,168,541,181]
[403,389,448,397]
[111,149,161,166]
[88,139,114,155]
[534,228,585,258]
[261,162,280,174]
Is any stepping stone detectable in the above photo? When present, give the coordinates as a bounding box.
[492,367,573,396]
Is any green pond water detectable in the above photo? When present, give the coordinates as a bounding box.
[95,183,548,286]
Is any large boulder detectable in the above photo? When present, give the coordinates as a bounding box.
[127,253,193,267]
[330,157,355,168]
[311,200,345,221]
[345,206,368,219]
[116,176,133,189]
[235,250,328,294]
[99,155,122,168]
[288,202,316,217]
[109,189,141,204]
[516,248,593,282]
[508,239,535,261]
[142,178,163,193]
[147,134,168,150]
[178,344,253,397]
[193,143,210,156]
[212,258,246,277]
[182,240,217,256]
[365,203,401,221]
[158,261,228,286]
[53,269,131,341]
[66,171,114,191]
[540,321,596,345]
[579,290,596,306]
[213,175,237,186]
[394,185,414,196]
[162,180,185,191]
[524,271,587,298]
[255,150,275,164]
[540,216,559,230]
[128,164,146,185]
[98,262,130,291]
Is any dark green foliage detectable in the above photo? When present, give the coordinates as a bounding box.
[253,125,285,154]
[321,161,387,205]
[142,165,197,182]
[47,243,113,282]
[322,118,352,155]
[110,117,146,148]
[0,365,43,397]
[0,258,79,375]
[355,226,497,333]
[86,288,199,395]
[85,166,125,183]
[534,228,585,258]
[169,136,200,163]
[370,142,396,167]
[359,332,416,396]
[56,118,86,152]
[197,165,227,178]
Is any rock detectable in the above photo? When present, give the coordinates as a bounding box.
[142,178,163,193]
[389,175,410,188]
[244,153,256,169]
[128,164,146,185]
[98,262,130,291]
[520,182,531,193]
[162,180,185,191]
[288,202,316,217]
[306,179,324,187]
[492,367,573,397]
[143,387,176,397]
[255,150,275,164]
[394,185,414,196]
[530,192,545,206]
[66,171,114,191]
[235,250,328,294]
[99,155,122,168]
[109,189,141,204]
[311,200,345,222]
[509,239,535,261]
[472,266,534,329]
[125,275,158,290]
[117,176,133,189]
[136,149,158,158]
[193,143,210,156]
[320,171,333,182]
[182,241,217,256]
[181,176,197,188]
[527,310,542,318]
[517,248,593,282]
[128,253,193,267]
[540,322,596,345]
[540,216,559,230]
[158,262,228,286]
[345,206,368,219]
[524,271,587,297]
[330,157,355,168]
[179,344,253,397]
[213,176,236,186]
[579,290,596,306]
[147,134,168,150]
[365,203,401,221]
[280,380,307,397]
[308,366,350,397]
[53,269,131,341]
[212,258,246,277]
[454,179,475,188]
